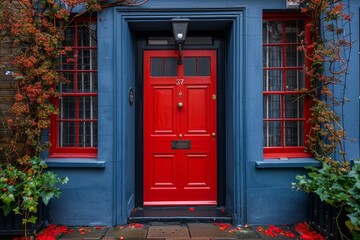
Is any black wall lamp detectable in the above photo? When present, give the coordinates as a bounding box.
[171,18,189,65]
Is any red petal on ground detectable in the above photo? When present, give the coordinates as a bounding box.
[133,223,143,229]
[295,222,325,240]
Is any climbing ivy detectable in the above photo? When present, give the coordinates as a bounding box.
[0,0,145,238]
[294,1,358,239]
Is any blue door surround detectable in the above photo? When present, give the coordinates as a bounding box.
[109,8,246,225]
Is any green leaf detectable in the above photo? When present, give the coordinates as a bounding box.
[1,193,15,205]
[348,212,360,227]
[60,176,69,184]
[28,215,37,224]
[41,192,54,205]
[1,205,11,216]
[13,206,20,215]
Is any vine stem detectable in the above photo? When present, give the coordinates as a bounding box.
[336,205,350,240]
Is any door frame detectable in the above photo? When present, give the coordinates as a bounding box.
[135,33,226,207]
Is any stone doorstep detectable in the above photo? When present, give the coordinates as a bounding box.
[57,223,264,240]
[147,226,190,238]
[187,223,237,239]
[103,225,148,239]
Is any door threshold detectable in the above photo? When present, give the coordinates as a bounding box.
[128,206,232,224]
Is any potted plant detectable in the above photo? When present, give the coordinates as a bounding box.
[0,157,68,237]
[293,161,360,239]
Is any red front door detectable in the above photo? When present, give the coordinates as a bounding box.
[144,50,217,206]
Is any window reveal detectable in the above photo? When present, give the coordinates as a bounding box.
[50,20,97,157]
[263,15,310,158]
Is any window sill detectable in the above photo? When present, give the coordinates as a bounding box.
[255,158,321,169]
[45,158,106,168]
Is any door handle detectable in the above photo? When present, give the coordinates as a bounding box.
[212,133,216,137]
[177,102,183,108]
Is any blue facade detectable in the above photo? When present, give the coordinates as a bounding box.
[45,0,360,226]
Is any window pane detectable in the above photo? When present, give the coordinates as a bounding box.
[286,70,305,90]
[79,96,98,119]
[151,58,163,76]
[63,27,75,46]
[77,72,98,93]
[286,45,304,67]
[77,49,97,70]
[58,73,74,93]
[263,121,281,147]
[263,21,283,44]
[59,96,76,119]
[263,95,281,119]
[285,121,304,146]
[285,20,304,43]
[58,122,76,147]
[77,22,97,47]
[263,46,283,67]
[164,58,178,76]
[263,70,283,91]
[285,95,304,118]
[184,57,196,76]
[198,57,210,76]
[79,122,98,147]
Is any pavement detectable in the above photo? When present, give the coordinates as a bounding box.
[55,222,303,240]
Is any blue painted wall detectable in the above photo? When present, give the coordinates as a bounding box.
[45,0,360,227]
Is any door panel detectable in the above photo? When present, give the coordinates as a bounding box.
[186,86,210,133]
[152,87,175,134]
[144,50,217,206]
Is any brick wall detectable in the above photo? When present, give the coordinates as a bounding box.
[0,36,15,145]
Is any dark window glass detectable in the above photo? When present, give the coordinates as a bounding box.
[263,95,281,119]
[151,58,163,76]
[285,20,304,43]
[164,58,178,76]
[59,73,75,93]
[263,21,283,44]
[58,122,76,147]
[263,121,281,147]
[263,46,283,67]
[79,122,98,147]
[184,58,196,76]
[263,70,283,91]
[284,95,304,118]
[285,121,304,146]
[286,70,305,90]
[59,97,76,119]
[77,49,97,70]
[77,72,98,93]
[198,57,210,76]
[79,96,98,119]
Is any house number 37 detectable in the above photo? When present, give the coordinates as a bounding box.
[176,79,184,85]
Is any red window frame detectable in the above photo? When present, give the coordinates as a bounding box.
[50,18,97,158]
[263,13,311,158]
